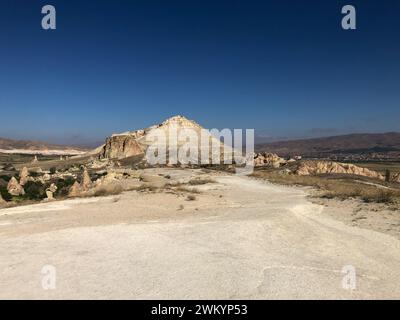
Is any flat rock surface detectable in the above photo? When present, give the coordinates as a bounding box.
[0,169,399,299]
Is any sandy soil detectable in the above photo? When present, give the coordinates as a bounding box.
[0,168,399,299]
[312,197,400,240]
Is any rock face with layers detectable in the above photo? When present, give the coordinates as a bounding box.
[101,135,144,160]
[97,115,238,164]
[7,177,25,196]
[254,152,286,168]
[294,161,384,180]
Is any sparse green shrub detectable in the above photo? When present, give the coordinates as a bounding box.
[55,178,76,197]
[50,167,57,174]
[188,178,215,185]
[175,186,200,194]
[0,187,12,201]
[0,175,11,182]
[0,178,8,188]
[361,190,395,204]
[23,181,46,200]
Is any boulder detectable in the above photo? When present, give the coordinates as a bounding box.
[7,177,25,196]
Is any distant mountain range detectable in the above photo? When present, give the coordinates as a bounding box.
[0,137,88,155]
[256,132,400,159]
[2,131,400,159]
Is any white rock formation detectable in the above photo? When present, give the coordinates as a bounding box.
[81,168,92,191]
[45,183,58,201]
[19,167,29,186]
[68,181,82,197]
[97,115,239,165]
[254,152,287,168]
[7,177,25,196]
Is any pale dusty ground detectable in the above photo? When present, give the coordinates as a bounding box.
[0,168,399,299]
[312,197,400,240]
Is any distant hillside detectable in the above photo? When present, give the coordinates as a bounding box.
[256,132,400,159]
[0,137,88,155]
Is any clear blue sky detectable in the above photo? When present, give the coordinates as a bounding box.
[0,0,399,146]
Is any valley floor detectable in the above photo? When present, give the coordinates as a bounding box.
[0,169,399,299]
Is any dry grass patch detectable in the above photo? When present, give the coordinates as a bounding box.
[128,184,159,192]
[253,170,400,205]
[188,177,215,185]
[93,183,124,197]
[186,195,197,201]
[175,186,201,194]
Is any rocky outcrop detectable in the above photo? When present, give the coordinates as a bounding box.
[68,181,82,197]
[31,155,39,164]
[7,177,25,196]
[294,161,384,180]
[19,167,29,186]
[67,168,93,197]
[101,135,144,160]
[96,115,241,165]
[254,152,287,168]
[81,168,92,191]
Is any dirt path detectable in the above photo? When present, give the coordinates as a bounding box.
[0,169,399,299]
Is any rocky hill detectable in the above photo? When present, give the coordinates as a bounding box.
[293,161,384,180]
[0,137,87,155]
[97,115,235,164]
[256,132,400,159]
